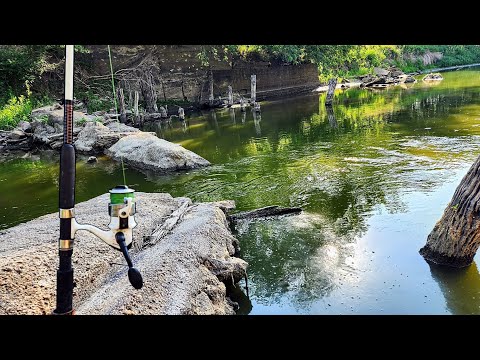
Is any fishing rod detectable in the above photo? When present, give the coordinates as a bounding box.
[54,45,143,315]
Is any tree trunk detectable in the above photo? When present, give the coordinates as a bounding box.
[133,91,139,125]
[325,78,337,106]
[420,155,480,267]
[140,72,158,113]
[117,88,127,124]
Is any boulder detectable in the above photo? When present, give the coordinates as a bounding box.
[0,193,246,315]
[31,105,94,126]
[143,113,165,122]
[74,122,141,154]
[8,129,27,141]
[17,121,32,133]
[105,122,140,133]
[31,120,56,144]
[0,129,32,151]
[390,69,404,77]
[404,76,417,83]
[374,67,390,76]
[105,132,210,173]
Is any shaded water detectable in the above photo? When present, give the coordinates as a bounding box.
[3,70,480,314]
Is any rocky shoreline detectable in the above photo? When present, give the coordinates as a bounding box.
[0,104,210,173]
[0,192,247,315]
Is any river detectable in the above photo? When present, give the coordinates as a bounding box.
[2,69,480,314]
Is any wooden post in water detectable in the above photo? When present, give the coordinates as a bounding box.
[117,88,127,123]
[325,78,337,106]
[209,71,214,107]
[178,107,185,120]
[326,105,338,128]
[251,75,256,104]
[228,85,233,106]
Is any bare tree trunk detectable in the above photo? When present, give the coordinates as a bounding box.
[251,75,256,103]
[140,72,158,113]
[325,78,337,106]
[420,155,480,267]
[128,90,133,109]
[117,88,127,123]
[133,91,139,126]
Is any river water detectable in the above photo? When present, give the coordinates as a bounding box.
[2,69,480,314]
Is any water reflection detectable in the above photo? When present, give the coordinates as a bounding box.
[429,262,480,314]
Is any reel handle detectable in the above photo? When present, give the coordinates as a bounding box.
[115,232,143,289]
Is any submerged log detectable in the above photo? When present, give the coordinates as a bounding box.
[229,205,302,221]
[420,155,480,267]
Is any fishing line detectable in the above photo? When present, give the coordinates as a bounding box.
[107,45,127,186]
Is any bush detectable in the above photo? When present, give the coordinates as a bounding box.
[0,95,33,130]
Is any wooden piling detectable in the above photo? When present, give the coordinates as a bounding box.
[325,78,337,106]
[228,85,233,106]
[251,75,256,103]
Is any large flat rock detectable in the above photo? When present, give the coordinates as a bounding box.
[0,192,246,315]
[105,132,210,173]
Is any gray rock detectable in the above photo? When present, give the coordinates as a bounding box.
[0,128,32,151]
[87,156,97,163]
[106,132,210,173]
[31,105,93,126]
[8,129,26,140]
[159,106,168,118]
[374,67,390,76]
[74,122,140,154]
[31,120,57,144]
[74,122,121,154]
[17,121,32,133]
[105,122,139,133]
[404,76,416,83]
[0,192,246,315]
[142,113,164,122]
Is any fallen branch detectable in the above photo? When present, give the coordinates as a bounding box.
[142,199,192,248]
[228,205,302,221]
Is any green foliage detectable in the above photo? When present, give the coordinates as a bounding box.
[210,45,480,83]
[401,45,480,69]
[77,90,112,113]
[76,117,88,126]
[36,114,49,123]
[0,45,91,107]
[157,99,193,107]
[0,95,33,130]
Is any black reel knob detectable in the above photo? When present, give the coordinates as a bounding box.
[115,232,143,289]
[128,268,143,290]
